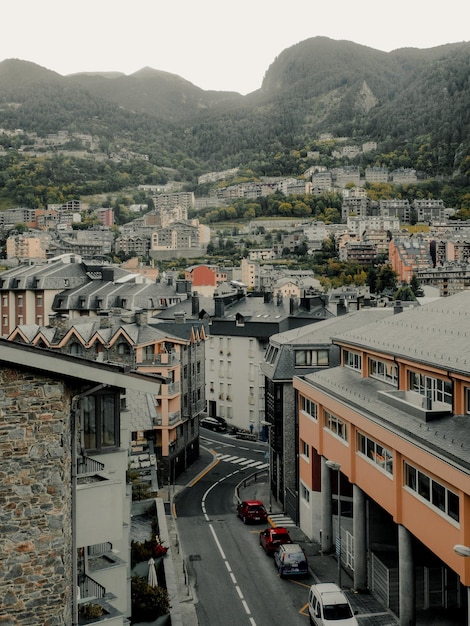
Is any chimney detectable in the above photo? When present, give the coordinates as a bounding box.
[174,311,186,324]
[135,309,148,326]
[263,291,273,304]
[394,300,403,314]
[192,292,199,315]
[336,297,348,316]
[276,293,283,306]
[214,297,225,317]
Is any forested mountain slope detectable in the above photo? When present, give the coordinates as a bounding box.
[1,37,469,175]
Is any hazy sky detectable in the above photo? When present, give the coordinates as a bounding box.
[3,1,469,94]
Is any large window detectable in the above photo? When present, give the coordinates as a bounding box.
[357,432,393,475]
[324,410,348,442]
[300,396,318,420]
[264,345,279,365]
[369,358,398,386]
[295,349,329,367]
[409,371,452,406]
[404,461,459,523]
[82,392,119,451]
[343,349,361,371]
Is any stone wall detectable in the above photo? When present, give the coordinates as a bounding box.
[0,367,73,625]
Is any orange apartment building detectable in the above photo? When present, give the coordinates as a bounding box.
[294,292,470,624]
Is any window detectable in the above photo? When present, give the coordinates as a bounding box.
[300,439,309,459]
[300,396,318,420]
[300,482,310,503]
[295,349,329,367]
[404,461,459,523]
[324,410,348,442]
[357,432,393,475]
[409,371,452,406]
[264,345,279,365]
[343,349,361,371]
[117,342,131,356]
[70,342,84,356]
[369,358,398,385]
[82,392,119,450]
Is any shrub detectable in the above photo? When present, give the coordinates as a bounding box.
[131,575,170,622]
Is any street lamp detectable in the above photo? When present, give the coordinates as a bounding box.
[261,420,273,513]
[453,544,470,625]
[326,460,342,588]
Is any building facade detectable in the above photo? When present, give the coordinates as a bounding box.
[294,293,470,622]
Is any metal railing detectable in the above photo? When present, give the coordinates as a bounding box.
[78,574,105,600]
[77,456,105,475]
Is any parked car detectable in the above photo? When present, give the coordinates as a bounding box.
[200,415,227,432]
[308,583,358,625]
[273,543,308,578]
[236,500,268,524]
[259,527,292,556]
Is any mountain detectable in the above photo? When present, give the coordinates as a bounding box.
[0,37,470,173]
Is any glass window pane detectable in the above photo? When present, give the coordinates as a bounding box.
[448,491,460,522]
[431,481,446,512]
[83,396,96,449]
[101,395,116,447]
[418,472,430,501]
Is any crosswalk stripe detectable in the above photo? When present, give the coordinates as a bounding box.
[268,513,296,527]
[215,454,269,470]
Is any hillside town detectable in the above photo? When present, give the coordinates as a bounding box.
[2,147,470,624]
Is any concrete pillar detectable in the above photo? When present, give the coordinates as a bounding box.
[321,456,333,553]
[353,485,367,592]
[398,524,415,625]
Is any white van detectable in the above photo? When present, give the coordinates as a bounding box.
[308,583,358,625]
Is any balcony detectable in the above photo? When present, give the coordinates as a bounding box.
[378,389,452,422]
[76,474,122,546]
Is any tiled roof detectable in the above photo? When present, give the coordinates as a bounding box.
[331,291,470,375]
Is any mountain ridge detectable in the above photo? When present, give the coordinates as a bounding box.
[1,36,470,174]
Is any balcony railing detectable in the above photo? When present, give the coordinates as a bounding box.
[77,456,105,475]
[78,574,105,601]
[168,411,181,425]
[137,352,179,366]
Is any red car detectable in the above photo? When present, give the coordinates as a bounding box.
[236,500,268,524]
[259,527,292,556]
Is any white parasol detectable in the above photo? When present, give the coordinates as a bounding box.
[147,557,158,587]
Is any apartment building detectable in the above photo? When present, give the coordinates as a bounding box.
[389,237,433,282]
[294,293,470,622]
[6,232,49,262]
[157,285,334,434]
[261,307,395,519]
[0,339,161,625]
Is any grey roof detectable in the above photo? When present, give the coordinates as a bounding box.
[270,308,396,347]
[300,366,470,472]
[330,291,470,376]
[264,309,396,381]
[52,280,187,312]
[156,291,333,324]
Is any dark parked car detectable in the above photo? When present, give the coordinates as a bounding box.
[200,416,227,432]
[236,500,268,524]
[274,543,308,578]
[259,527,292,556]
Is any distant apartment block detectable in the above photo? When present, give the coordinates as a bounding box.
[333,166,361,188]
[418,262,470,296]
[379,198,411,222]
[152,191,195,213]
[388,237,433,282]
[6,233,50,262]
[96,207,114,227]
[365,166,389,184]
[391,168,418,184]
